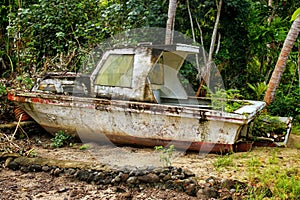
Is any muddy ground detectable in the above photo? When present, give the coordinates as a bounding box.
[1,123,300,199]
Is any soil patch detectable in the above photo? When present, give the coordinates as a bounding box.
[1,123,300,199]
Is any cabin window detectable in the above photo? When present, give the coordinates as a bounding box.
[94,54,134,87]
[148,51,188,100]
[149,56,164,85]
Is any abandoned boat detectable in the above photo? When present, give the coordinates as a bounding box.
[8,43,266,152]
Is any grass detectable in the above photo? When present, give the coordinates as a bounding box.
[251,166,300,199]
[291,124,300,135]
[294,142,300,149]
[246,157,261,168]
[268,151,278,164]
[211,146,300,199]
[213,153,234,170]
[79,144,91,150]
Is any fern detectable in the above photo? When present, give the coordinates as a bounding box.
[247,82,267,100]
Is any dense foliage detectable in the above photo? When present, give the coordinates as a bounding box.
[1,0,168,75]
[1,0,300,120]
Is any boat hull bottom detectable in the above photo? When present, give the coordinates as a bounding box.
[42,125,252,153]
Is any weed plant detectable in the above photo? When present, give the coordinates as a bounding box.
[154,145,175,167]
[50,130,73,148]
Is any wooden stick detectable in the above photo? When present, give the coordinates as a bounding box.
[0,121,35,129]
[10,114,22,141]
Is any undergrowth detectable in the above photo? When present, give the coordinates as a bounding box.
[213,148,300,199]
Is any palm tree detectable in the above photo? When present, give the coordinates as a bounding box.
[165,0,177,45]
[264,10,300,105]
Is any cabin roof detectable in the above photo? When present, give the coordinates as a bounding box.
[140,43,200,54]
[108,43,200,54]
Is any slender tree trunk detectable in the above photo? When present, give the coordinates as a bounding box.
[298,42,300,87]
[196,19,207,65]
[187,0,195,42]
[165,0,177,45]
[195,1,222,96]
[195,19,208,97]
[215,33,221,54]
[16,0,22,73]
[268,0,273,25]
[266,0,275,82]
[264,17,300,105]
[206,0,222,88]
[186,0,200,81]
[208,0,222,63]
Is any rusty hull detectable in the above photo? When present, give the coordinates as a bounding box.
[8,91,265,152]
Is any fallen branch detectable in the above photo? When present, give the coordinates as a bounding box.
[0,121,35,129]
[0,132,21,150]
[0,120,33,155]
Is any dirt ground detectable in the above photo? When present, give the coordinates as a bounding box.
[0,130,207,200]
[1,126,300,199]
[0,169,201,200]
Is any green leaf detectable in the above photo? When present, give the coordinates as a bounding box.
[247,82,256,91]
[291,8,300,22]
[55,32,65,38]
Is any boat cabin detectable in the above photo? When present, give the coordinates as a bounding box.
[89,43,200,104]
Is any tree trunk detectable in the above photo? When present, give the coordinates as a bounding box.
[195,1,222,96]
[208,0,222,63]
[206,0,222,88]
[187,0,195,42]
[165,0,177,45]
[186,0,200,82]
[268,0,273,25]
[298,42,300,87]
[263,16,300,105]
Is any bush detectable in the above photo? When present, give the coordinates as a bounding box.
[268,89,300,123]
